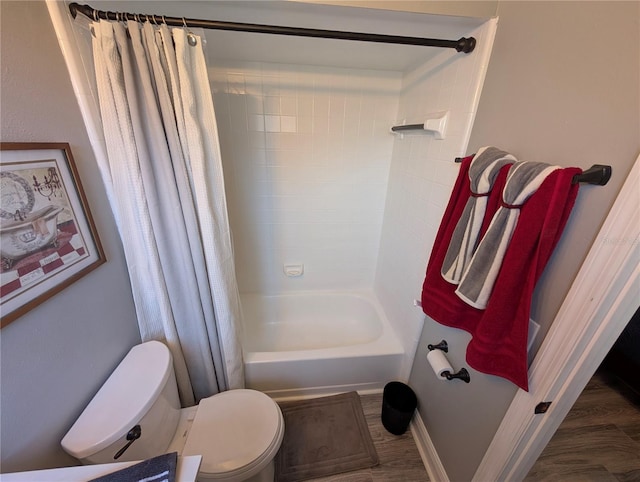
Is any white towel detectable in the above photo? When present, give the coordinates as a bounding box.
[441,147,516,284]
[455,161,559,309]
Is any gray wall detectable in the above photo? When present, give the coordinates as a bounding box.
[0,1,141,473]
[409,2,640,481]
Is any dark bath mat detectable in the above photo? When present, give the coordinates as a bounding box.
[275,391,379,482]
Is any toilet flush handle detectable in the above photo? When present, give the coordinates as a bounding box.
[113,425,142,460]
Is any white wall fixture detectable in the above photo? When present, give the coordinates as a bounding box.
[391,111,450,139]
[284,264,304,277]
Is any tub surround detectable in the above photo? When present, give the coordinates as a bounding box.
[212,61,401,296]
[373,18,499,378]
[211,15,496,386]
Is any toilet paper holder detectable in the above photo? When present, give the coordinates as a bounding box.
[442,367,470,383]
[427,340,471,383]
[427,340,448,352]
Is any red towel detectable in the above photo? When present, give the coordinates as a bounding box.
[421,155,580,390]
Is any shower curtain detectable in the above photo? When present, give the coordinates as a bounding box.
[90,19,243,406]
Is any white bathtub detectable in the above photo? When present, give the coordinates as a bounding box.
[240,291,404,399]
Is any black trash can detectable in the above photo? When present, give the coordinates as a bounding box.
[381,381,417,435]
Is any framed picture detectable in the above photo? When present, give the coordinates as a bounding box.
[0,143,106,327]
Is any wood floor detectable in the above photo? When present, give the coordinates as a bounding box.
[526,369,640,481]
[293,369,640,482]
[305,393,430,482]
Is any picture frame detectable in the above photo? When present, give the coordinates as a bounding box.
[0,143,106,327]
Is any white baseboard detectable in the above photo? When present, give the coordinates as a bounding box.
[411,411,449,482]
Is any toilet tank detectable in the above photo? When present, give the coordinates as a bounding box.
[61,341,181,464]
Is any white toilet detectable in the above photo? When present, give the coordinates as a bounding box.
[61,341,285,482]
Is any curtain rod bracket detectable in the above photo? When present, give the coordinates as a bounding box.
[457,36,476,53]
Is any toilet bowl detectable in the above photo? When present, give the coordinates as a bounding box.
[61,341,284,482]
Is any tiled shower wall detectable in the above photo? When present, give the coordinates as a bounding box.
[209,18,494,361]
[374,22,497,371]
[210,61,401,293]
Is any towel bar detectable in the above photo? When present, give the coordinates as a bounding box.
[453,156,612,186]
[571,164,612,185]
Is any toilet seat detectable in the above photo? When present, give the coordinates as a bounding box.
[182,389,284,481]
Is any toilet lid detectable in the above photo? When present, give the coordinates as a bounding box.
[182,389,283,477]
[61,341,174,459]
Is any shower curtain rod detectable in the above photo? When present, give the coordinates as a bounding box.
[69,2,476,53]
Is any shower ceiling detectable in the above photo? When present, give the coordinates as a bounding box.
[87,0,487,72]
